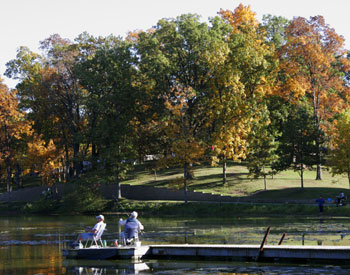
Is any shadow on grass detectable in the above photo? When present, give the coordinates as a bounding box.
[141,180,173,188]
[189,180,224,190]
[250,187,350,201]
[189,173,253,190]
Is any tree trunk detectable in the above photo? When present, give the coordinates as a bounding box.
[64,144,70,181]
[183,163,188,204]
[300,162,304,190]
[4,124,12,193]
[222,156,227,185]
[6,158,12,193]
[92,143,98,170]
[315,138,322,180]
[313,89,322,180]
[116,181,122,201]
[116,168,122,201]
[72,142,80,177]
[263,165,266,190]
[15,163,22,188]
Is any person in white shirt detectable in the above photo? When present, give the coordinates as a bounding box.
[75,214,105,242]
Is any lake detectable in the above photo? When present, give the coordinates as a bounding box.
[1,214,350,274]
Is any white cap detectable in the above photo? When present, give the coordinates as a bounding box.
[96,215,104,220]
[130,211,138,218]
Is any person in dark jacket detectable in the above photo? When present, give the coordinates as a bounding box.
[316,196,325,213]
[119,211,144,245]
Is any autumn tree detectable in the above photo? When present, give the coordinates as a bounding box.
[136,14,223,202]
[207,4,277,184]
[25,134,63,186]
[0,79,32,192]
[276,16,350,180]
[5,34,101,180]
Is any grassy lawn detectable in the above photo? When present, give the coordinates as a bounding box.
[2,161,350,216]
[124,161,350,202]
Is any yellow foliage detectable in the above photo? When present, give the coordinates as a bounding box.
[161,89,205,169]
[26,135,64,184]
[219,4,259,32]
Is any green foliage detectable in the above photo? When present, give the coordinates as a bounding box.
[76,38,138,190]
[246,105,279,190]
[329,111,350,188]
[60,185,108,213]
[261,14,289,48]
[3,5,350,197]
[274,104,319,188]
[23,197,60,214]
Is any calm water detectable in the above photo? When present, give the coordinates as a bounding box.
[1,214,350,274]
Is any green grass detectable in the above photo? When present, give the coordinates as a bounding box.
[2,161,350,216]
[124,161,350,201]
[110,199,350,217]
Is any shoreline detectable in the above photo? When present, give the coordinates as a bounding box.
[1,199,349,217]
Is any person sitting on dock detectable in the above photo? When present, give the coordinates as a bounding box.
[119,211,144,245]
[71,215,105,247]
[336,192,346,207]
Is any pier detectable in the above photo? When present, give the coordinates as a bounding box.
[62,244,350,262]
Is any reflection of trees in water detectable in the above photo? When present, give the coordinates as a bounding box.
[69,261,350,275]
[72,262,150,275]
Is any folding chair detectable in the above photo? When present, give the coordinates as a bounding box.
[84,223,107,248]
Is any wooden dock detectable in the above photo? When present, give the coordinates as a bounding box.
[62,244,350,262]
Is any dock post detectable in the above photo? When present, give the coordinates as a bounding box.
[278,233,286,245]
[255,226,270,261]
[302,233,305,245]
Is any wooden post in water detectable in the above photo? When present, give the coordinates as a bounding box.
[255,226,270,261]
[278,233,286,245]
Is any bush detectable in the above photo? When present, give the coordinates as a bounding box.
[23,197,61,214]
[60,184,108,213]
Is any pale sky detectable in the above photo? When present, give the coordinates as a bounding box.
[1,0,349,88]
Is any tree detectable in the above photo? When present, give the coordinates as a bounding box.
[276,16,350,180]
[261,14,289,49]
[76,37,139,200]
[0,78,32,192]
[25,134,63,185]
[274,104,318,189]
[207,4,277,184]
[136,14,221,202]
[329,111,350,188]
[246,108,278,191]
[5,34,91,180]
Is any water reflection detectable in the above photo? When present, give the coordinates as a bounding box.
[63,259,350,275]
[2,215,350,274]
[64,260,150,275]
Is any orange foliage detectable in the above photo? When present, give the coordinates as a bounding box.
[275,16,350,133]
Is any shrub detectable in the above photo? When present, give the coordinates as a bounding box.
[60,184,108,213]
[23,197,60,214]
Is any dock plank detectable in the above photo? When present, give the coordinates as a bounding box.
[62,244,350,262]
